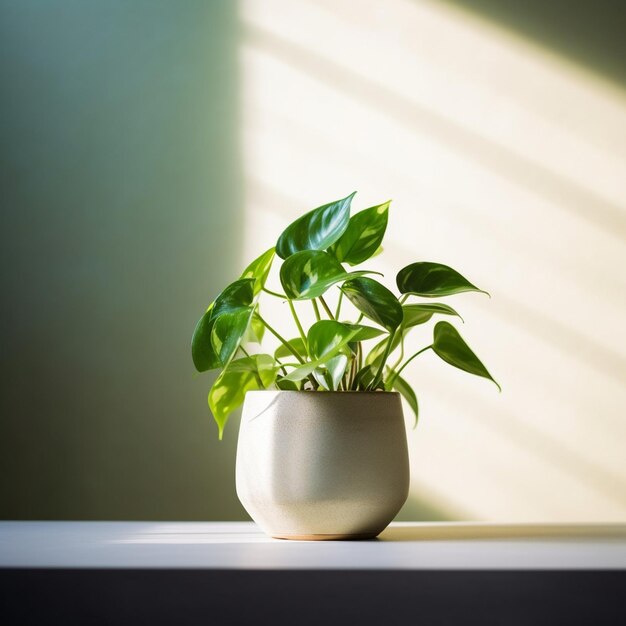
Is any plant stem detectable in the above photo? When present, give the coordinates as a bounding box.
[356,313,364,324]
[256,312,305,364]
[263,287,288,299]
[388,345,432,388]
[288,299,307,350]
[400,294,410,304]
[390,332,405,371]
[239,346,264,387]
[335,290,344,319]
[370,329,396,390]
[319,296,335,320]
[311,299,321,321]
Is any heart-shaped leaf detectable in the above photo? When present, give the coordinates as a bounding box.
[276,192,356,259]
[343,323,386,342]
[209,354,279,439]
[340,277,403,331]
[397,262,488,297]
[402,302,463,328]
[314,354,349,390]
[274,337,307,360]
[211,307,254,366]
[191,307,221,372]
[308,320,355,360]
[279,249,373,300]
[240,247,275,295]
[281,322,359,381]
[432,321,500,390]
[191,278,256,371]
[329,201,389,266]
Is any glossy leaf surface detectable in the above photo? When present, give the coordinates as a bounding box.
[240,247,275,295]
[211,307,254,366]
[281,322,359,381]
[209,354,279,439]
[343,323,386,342]
[280,250,372,300]
[432,321,500,390]
[402,302,463,328]
[341,277,403,331]
[274,337,307,360]
[329,201,389,266]
[397,262,487,297]
[191,278,255,372]
[276,192,355,259]
[308,320,355,360]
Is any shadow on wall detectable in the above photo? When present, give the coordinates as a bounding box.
[238,0,626,521]
[442,0,626,87]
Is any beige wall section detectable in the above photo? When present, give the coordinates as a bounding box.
[239,0,626,521]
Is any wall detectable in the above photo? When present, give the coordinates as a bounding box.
[239,0,626,521]
[0,1,245,519]
[1,0,625,523]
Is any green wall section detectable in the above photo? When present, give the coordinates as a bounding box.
[0,1,247,519]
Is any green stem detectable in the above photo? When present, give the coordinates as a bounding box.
[335,290,344,319]
[356,313,364,324]
[388,345,432,388]
[239,346,264,387]
[370,329,396,390]
[256,312,305,364]
[311,299,321,321]
[288,299,307,350]
[263,287,288,299]
[391,332,405,371]
[400,294,410,304]
[319,296,335,320]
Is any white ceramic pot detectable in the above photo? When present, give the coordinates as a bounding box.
[236,390,409,540]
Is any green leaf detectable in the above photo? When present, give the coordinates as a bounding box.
[276,192,356,259]
[365,332,402,367]
[274,337,307,360]
[389,371,419,428]
[191,309,221,372]
[402,302,463,328]
[308,320,355,360]
[240,247,275,295]
[208,354,279,439]
[432,321,500,390]
[191,279,256,372]
[243,311,265,344]
[340,277,403,331]
[329,201,389,266]
[352,364,384,390]
[211,307,254,366]
[343,323,387,341]
[279,250,374,300]
[313,354,349,391]
[276,378,301,391]
[397,262,488,297]
[212,278,256,315]
[281,322,359,381]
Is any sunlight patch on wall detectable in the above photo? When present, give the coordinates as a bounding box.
[238,0,626,521]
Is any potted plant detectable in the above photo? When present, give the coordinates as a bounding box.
[192,192,499,540]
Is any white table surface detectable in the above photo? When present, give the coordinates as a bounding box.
[1,521,625,570]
